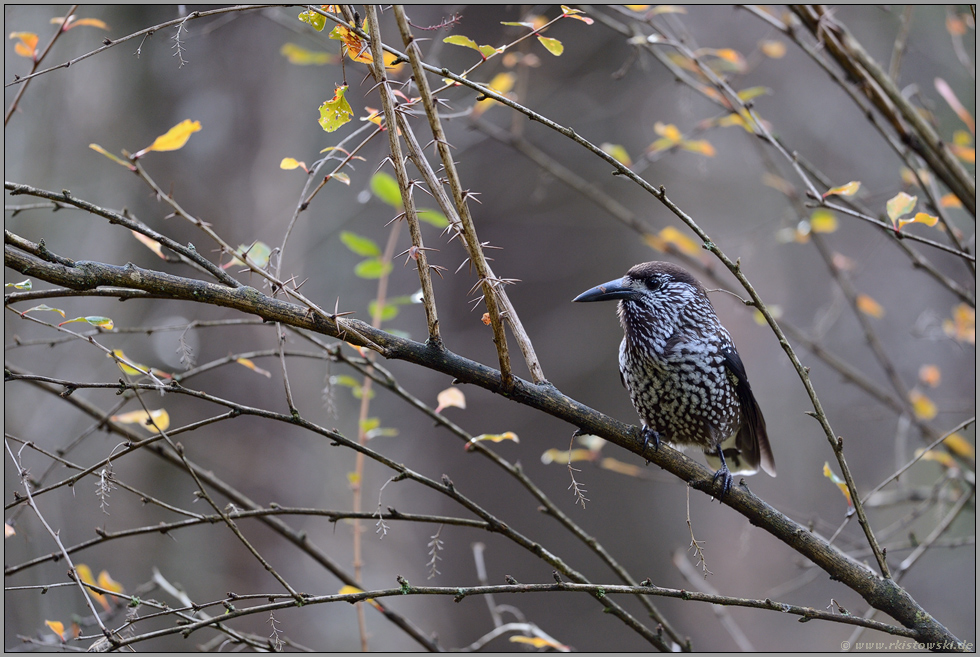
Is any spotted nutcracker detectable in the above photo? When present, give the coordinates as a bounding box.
[574,261,775,497]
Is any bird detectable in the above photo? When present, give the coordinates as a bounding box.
[573,261,775,497]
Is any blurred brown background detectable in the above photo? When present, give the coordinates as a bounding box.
[5,5,975,651]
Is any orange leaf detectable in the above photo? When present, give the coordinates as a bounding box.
[75,564,110,611]
[132,230,165,258]
[856,294,884,319]
[681,139,715,157]
[939,193,962,208]
[759,39,785,58]
[435,387,466,413]
[236,357,272,378]
[934,78,974,135]
[9,32,38,58]
[918,364,941,387]
[45,620,66,641]
[509,636,570,651]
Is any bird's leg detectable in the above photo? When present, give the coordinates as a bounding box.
[710,445,734,499]
[641,426,661,453]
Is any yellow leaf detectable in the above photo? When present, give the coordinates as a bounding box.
[942,304,975,344]
[443,34,499,59]
[279,157,307,171]
[109,349,147,377]
[5,279,32,290]
[469,431,519,445]
[346,471,360,486]
[600,457,644,477]
[318,85,353,133]
[855,294,884,319]
[60,316,114,330]
[236,357,272,378]
[9,32,38,58]
[138,119,202,156]
[654,121,682,142]
[823,181,861,198]
[822,462,852,508]
[472,72,516,117]
[280,42,333,65]
[916,448,957,469]
[908,389,937,421]
[510,636,570,651]
[681,139,715,157]
[809,209,838,233]
[97,570,124,595]
[918,364,941,387]
[760,39,786,58]
[89,143,135,169]
[943,433,975,459]
[435,387,466,413]
[541,448,596,464]
[649,6,687,15]
[601,143,632,166]
[339,585,381,609]
[886,192,917,224]
[898,212,939,230]
[225,241,273,269]
[45,620,66,641]
[651,225,701,257]
[537,35,563,56]
[736,86,770,102]
[111,408,170,433]
[132,230,165,258]
[753,304,782,325]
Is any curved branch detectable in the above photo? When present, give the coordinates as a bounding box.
[3,231,961,646]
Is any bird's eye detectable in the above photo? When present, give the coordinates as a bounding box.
[645,278,662,291]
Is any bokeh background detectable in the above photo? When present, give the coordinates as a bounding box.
[5,5,975,651]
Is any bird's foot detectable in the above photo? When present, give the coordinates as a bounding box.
[712,465,733,499]
[641,427,661,454]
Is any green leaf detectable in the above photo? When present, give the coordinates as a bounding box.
[443,34,498,59]
[370,172,403,207]
[21,304,66,318]
[340,231,381,257]
[5,279,32,290]
[360,417,381,433]
[387,295,418,306]
[417,208,449,228]
[318,86,353,133]
[355,258,393,279]
[330,375,360,389]
[298,9,326,32]
[369,300,399,322]
[536,36,563,56]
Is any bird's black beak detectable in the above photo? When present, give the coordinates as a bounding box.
[573,277,637,302]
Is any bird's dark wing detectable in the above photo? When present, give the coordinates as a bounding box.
[722,347,776,477]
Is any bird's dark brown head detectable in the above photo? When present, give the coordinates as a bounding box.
[574,261,718,354]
